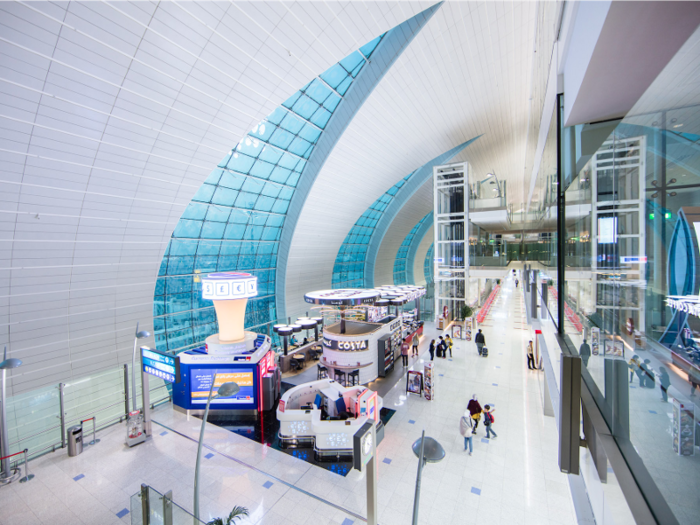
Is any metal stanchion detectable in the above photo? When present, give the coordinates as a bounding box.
[19,449,33,483]
[82,417,100,446]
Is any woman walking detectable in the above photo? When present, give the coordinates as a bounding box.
[412,333,420,356]
[467,394,483,434]
[460,409,475,455]
[401,340,409,367]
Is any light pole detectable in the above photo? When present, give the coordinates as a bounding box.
[411,431,445,525]
[131,323,151,413]
[194,380,239,523]
[0,347,22,484]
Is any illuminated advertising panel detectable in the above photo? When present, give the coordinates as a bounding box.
[190,369,255,404]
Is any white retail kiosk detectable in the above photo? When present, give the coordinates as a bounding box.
[276,378,381,457]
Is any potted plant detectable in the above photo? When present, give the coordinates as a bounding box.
[207,506,249,525]
[460,304,474,321]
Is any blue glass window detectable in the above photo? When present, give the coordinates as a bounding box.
[154,33,387,353]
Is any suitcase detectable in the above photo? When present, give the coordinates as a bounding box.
[482,347,488,357]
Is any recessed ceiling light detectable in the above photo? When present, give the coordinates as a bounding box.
[674,124,683,128]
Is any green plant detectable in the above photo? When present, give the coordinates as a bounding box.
[207,506,249,525]
[461,304,474,320]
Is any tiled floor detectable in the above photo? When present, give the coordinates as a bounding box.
[0,275,576,525]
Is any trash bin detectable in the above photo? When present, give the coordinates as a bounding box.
[67,425,83,457]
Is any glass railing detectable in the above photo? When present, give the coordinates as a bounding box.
[130,485,207,525]
[469,196,506,210]
[5,383,61,461]
[4,364,170,460]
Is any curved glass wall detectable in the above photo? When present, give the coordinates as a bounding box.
[331,173,414,289]
[393,212,431,285]
[424,243,434,283]
[153,34,385,353]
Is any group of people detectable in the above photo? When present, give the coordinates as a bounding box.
[401,333,422,366]
[460,394,497,455]
[428,335,453,360]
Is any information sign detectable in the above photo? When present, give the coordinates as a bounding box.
[141,348,180,383]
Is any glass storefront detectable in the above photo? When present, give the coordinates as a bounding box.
[559,25,700,525]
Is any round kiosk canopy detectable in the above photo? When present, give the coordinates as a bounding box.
[275,326,294,337]
[304,289,381,306]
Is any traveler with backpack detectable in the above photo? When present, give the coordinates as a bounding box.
[467,394,483,434]
[475,330,485,356]
[460,409,475,455]
[483,405,497,439]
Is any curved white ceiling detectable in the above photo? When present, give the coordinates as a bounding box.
[0,1,418,393]
[284,1,537,318]
[0,1,541,394]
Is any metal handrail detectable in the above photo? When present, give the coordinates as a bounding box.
[8,423,62,447]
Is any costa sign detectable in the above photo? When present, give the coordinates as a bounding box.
[322,338,369,351]
[666,295,700,317]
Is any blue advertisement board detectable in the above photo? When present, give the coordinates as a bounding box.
[190,368,255,405]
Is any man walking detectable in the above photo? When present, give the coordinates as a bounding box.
[475,329,485,356]
[579,339,591,367]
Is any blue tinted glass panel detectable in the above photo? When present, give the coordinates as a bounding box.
[156,31,386,353]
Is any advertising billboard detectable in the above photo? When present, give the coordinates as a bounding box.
[190,369,255,404]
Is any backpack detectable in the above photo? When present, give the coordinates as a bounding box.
[485,412,494,424]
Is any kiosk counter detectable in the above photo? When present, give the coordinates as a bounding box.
[172,333,280,414]
[277,379,381,457]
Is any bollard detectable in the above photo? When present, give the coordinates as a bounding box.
[19,449,33,483]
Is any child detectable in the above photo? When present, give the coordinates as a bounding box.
[483,405,497,439]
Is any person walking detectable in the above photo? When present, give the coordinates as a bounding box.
[460,409,474,455]
[429,339,435,361]
[401,340,409,367]
[526,340,536,370]
[483,405,497,439]
[445,334,453,357]
[579,339,591,367]
[515,278,519,289]
[412,333,419,356]
[467,394,483,434]
[475,330,485,356]
[659,366,671,402]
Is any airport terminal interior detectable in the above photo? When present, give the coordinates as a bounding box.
[1,1,700,524]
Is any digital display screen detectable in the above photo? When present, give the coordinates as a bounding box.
[598,217,617,244]
[190,369,255,404]
[142,349,178,383]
